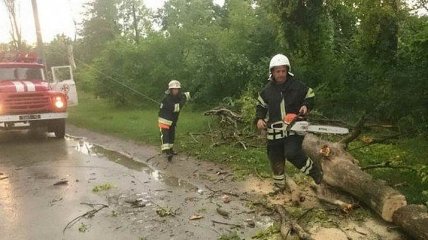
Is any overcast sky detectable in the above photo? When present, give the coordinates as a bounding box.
[0,0,224,44]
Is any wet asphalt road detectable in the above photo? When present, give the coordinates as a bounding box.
[0,130,270,240]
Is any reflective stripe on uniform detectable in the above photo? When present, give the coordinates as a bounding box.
[174,103,180,112]
[184,92,191,100]
[280,99,286,119]
[300,158,314,175]
[305,88,315,98]
[267,134,285,140]
[257,94,267,108]
[158,117,173,126]
[161,143,173,150]
[273,174,285,184]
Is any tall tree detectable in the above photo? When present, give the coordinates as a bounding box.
[118,0,153,43]
[3,0,22,50]
[79,0,121,61]
[357,0,402,66]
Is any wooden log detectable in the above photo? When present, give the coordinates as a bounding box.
[392,204,428,240]
[302,134,407,222]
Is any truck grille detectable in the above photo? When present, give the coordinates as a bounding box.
[3,93,50,114]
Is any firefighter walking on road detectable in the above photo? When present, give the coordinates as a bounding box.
[158,80,191,161]
[256,54,323,192]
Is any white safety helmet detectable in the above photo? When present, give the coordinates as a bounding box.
[269,54,291,72]
[168,80,181,89]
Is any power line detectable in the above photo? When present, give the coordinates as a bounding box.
[72,56,161,105]
[48,43,161,105]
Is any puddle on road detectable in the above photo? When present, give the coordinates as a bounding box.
[67,136,198,191]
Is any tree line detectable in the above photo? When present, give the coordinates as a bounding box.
[3,0,427,132]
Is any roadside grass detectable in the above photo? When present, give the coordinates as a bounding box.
[69,92,427,205]
[349,136,428,204]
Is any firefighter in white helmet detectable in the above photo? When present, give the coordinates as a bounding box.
[256,54,322,193]
[158,80,191,161]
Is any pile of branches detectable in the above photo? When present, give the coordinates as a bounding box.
[201,107,260,150]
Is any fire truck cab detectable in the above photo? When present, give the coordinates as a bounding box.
[0,52,77,138]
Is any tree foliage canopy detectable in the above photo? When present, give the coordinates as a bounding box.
[44,0,427,131]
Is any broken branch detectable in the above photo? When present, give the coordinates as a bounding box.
[63,204,108,233]
[360,161,416,171]
[211,219,242,228]
[275,205,314,240]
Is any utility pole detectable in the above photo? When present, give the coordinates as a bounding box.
[31,0,47,68]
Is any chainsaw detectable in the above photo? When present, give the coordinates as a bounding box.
[270,113,349,135]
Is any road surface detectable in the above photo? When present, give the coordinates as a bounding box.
[0,129,271,240]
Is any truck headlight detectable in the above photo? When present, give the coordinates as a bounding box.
[54,96,65,109]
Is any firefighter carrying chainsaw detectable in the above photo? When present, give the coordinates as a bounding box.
[256,54,323,192]
[158,80,191,161]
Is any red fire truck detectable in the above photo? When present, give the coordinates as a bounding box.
[0,52,78,138]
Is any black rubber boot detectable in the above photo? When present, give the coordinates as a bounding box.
[309,163,323,184]
[268,183,286,196]
[166,149,173,161]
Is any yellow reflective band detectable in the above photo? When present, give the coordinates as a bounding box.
[184,92,191,100]
[305,88,315,98]
[174,104,180,112]
[267,134,285,140]
[257,95,267,108]
[273,174,285,180]
[300,158,314,175]
[161,144,172,150]
[280,99,286,119]
[158,117,173,126]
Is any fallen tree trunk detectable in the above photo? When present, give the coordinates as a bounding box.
[302,134,407,222]
[392,204,428,240]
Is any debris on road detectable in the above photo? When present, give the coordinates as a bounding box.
[63,203,108,234]
[92,183,112,192]
[216,207,230,218]
[125,198,147,208]
[50,197,63,206]
[245,219,256,228]
[53,180,68,186]
[78,223,88,232]
[156,207,178,217]
[0,176,8,180]
[189,214,204,220]
[211,220,242,228]
[222,194,231,203]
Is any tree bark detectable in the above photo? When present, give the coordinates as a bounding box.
[392,204,428,240]
[302,134,407,222]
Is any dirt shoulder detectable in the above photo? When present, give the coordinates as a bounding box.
[66,124,407,240]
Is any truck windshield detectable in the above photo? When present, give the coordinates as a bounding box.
[0,68,44,81]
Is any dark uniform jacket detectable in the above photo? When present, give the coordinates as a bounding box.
[158,92,190,128]
[256,74,314,140]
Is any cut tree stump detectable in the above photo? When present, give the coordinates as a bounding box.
[392,204,428,240]
[302,134,407,222]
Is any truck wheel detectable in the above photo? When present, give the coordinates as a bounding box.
[54,119,66,138]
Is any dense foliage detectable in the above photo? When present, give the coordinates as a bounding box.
[43,0,427,132]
